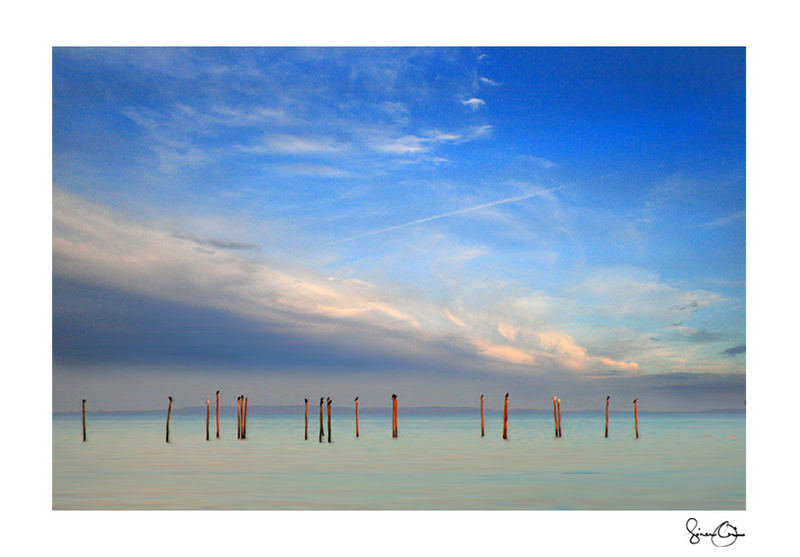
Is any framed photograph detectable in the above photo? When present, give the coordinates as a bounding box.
[52,46,745,517]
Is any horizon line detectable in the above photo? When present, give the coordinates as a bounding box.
[54,404,745,416]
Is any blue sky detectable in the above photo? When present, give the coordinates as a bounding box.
[52,47,745,411]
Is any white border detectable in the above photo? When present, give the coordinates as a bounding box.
[5,1,798,555]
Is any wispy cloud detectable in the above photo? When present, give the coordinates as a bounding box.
[479,76,500,87]
[373,135,431,154]
[641,174,698,224]
[425,130,462,142]
[240,134,348,155]
[464,125,493,140]
[377,101,410,122]
[538,331,639,372]
[121,106,220,172]
[277,164,354,178]
[497,320,518,341]
[461,97,486,111]
[108,51,501,179]
[474,340,535,365]
[689,210,745,229]
[369,126,492,156]
[207,104,295,127]
[444,309,468,328]
[671,326,723,343]
[571,267,726,319]
[524,155,557,169]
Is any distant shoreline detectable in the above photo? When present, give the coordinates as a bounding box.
[53,406,746,417]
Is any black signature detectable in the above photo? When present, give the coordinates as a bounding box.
[686,518,745,547]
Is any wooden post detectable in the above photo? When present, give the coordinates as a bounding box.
[240,395,245,438]
[243,396,248,439]
[633,398,639,439]
[552,396,558,438]
[502,393,509,439]
[605,396,610,438]
[237,396,241,439]
[216,391,220,439]
[319,397,325,442]
[304,398,309,440]
[354,397,359,438]
[392,395,396,438]
[206,400,210,441]
[327,397,332,443]
[557,398,562,438]
[82,399,86,442]
[480,394,485,437]
[166,396,172,443]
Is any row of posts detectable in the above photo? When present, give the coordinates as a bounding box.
[81,394,641,442]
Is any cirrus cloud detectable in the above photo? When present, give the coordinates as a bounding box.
[461,97,486,111]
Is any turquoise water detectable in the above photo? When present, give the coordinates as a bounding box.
[53,411,744,509]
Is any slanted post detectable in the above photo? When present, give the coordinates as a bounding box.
[166,396,173,443]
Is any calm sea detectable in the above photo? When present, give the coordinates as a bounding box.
[53,410,744,510]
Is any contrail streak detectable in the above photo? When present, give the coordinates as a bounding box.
[331,189,557,244]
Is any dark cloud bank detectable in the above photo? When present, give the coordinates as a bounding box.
[53,279,745,412]
[722,344,746,356]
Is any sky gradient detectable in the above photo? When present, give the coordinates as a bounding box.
[52,47,745,412]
